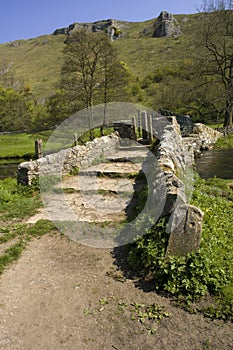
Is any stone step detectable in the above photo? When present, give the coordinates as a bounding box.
[61,176,137,193]
[28,167,147,224]
[78,162,143,177]
[29,190,130,223]
[105,148,151,163]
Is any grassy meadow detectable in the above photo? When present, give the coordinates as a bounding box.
[0,130,52,159]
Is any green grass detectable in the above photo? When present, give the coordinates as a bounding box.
[0,130,53,158]
[206,123,223,129]
[0,177,42,220]
[215,133,233,149]
[0,177,57,274]
[0,35,65,98]
[0,240,26,274]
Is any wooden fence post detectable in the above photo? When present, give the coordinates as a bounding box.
[35,139,43,159]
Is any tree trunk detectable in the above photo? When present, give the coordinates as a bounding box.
[224,101,233,127]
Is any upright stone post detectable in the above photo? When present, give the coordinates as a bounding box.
[148,114,153,144]
[131,116,137,141]
[35,139,43,159]
[74,133,78,146]
[141,110,148,141]
[166,204,204,257]
[137,110,142,138]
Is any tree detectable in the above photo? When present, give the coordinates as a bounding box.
[0,86,32,131]
[197,0,233,126]
[59,29,129,138]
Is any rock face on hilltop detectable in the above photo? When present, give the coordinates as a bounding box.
[153,11,181,37]
[53,19,124,40]
[141,11,181,38]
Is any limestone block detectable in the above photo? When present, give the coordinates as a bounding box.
[166,204,204,256]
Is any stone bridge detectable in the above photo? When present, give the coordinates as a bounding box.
[17,115,222,253]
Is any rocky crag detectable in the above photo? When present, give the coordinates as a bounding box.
[141,11,181,38]
[53,11,181,40]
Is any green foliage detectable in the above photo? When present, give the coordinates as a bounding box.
[0,177,42,220]
[130,302,171,326]
[91,295,171,334]
[26,219,57,237]
[0,177,57,274]
[128,176,233,320]
[0,241,26,274]
[0,130,52,158]
[0,86,32,131]
[215,133,233,149]
[0,86,50,132]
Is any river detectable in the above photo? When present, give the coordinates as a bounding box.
[195,148,233,179]
[0,159,24,180]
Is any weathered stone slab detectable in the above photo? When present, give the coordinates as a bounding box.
[166,204,204,256]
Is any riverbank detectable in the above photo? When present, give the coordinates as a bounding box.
[214,133,233,149]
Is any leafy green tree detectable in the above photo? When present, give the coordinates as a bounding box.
[0,86,49,132]
[58,29,129,138]
[0,86,31,131]
[196,0,233,126]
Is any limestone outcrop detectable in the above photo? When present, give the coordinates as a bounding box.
[141,11,181,38]
[153,11,181,38]
[53,19,124,40]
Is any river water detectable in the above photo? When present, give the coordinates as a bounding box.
[0,160,23,180]
[195,148,233,179]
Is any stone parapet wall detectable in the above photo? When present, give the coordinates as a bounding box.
[183,123,223,162]
[17,133,119,185]
[151,119,222,256]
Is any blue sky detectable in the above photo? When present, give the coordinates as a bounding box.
[0,0,202,44]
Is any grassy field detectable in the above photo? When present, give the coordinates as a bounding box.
[0,130,53,158]
[0,127,115,159]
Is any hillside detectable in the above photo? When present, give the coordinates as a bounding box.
[0,12,200,101]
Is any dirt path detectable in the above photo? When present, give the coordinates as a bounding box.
[0,233,232,350]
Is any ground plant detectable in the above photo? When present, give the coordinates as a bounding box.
[214,133,233,149]
[128,176,233,320]
[0,177,56,274]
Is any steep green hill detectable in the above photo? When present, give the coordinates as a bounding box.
[0,12,200,101]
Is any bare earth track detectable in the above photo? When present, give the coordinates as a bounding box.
[0,233,232,350]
